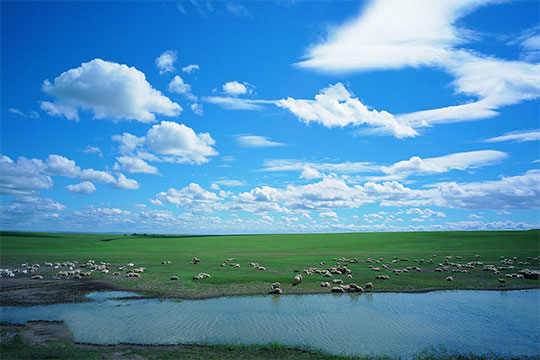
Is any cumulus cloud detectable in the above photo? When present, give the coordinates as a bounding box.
[156,50,177,74]
[113,156,159,175]
[405,208,446,218]
[182,64,200,73]
[66,181,96,194]
[155,183,221,214]
[319,210,338,220]
[233,135,285,148]
[222,81,254,96]
[484,129,540,143]
[300,166,322,180]
[1,153,138,195]
[168,75,197,101]
[0,155,53,195]
[277,83,417,138]
[40,59,181,122]
[113,121,218,165]
[191,103,203,115]
[112,173,139,190]
[145,121,217,164]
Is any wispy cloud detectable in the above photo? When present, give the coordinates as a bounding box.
[484,129,540,143]
[233,135,285,148]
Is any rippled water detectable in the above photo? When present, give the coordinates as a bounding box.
[1,290,539,358]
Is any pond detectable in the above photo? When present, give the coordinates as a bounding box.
[1,289,539,358]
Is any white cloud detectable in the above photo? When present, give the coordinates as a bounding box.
[156,50,177,74]
[113,156,159,175]
[234,135,285,148]
[214,179,246,187]
[145,121,217,164]
[149,199,164,206]
[113,121,218,165]
[405,208,446,218]
[297,0,481,72]
[168,75,197,101]
[155,183,221,214]
[296,1,540,129]
[41,59,181,122]
[226,2,251,17]
[203,96,273,110]
[112,133,145,154]
[277,83,417,138]
[44,155,116,183]
[381,150,508,177]
[222,81,254,96]
[319,210,338,220]
[112,173,140,190]
[469,213,483,219]
[0,155,52,195]
[191,103,203,115]
[67,181,96,194]
[300,166,322,180]
[44,154,80,177]
[8,108,39,118]
[182,64,200,73]
[81,145,103,158]
[261,159,374,174]
[262,150,506,180]
[485,129,540,143]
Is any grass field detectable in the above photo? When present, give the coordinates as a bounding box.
[1,230,539,298]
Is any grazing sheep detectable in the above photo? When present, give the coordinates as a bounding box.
[271,282,281,290]
[292,275,302,286]
[498,278,506,284]
[190,257,201,265]
[220,262,226,267]
[170,276,179,281]
[331,287,344,293]
[376,275,390,280]
[348,283,364,293]
[365,282,373,291]
[270,288,282,295]
[347,274,353,278]
[32,275,43,280]
[320,281,331,287]
[233,263,240,268]
[193,273,211,280]
[293,269,300,273]
[446,276,454,281]
[332,279,343,284]
[112,272,121,276]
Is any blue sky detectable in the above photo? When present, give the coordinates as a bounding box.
[1,0,539,234]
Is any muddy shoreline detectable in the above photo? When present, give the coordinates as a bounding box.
[1,276,538,307]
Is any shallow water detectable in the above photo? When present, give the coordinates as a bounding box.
[1,290,539,358]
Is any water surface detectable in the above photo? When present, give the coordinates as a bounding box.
[1,290,539,358]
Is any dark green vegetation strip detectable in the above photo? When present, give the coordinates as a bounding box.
[1,230,539,299]
[0,334,532,360]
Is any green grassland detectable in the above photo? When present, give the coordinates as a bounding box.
[1,230,539,298]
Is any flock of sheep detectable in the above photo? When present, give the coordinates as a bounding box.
[1,254,538,297]
[163,253,540,295]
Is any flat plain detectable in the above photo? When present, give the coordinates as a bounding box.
[1,230,539,300]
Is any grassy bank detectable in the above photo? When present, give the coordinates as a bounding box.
[1,230,539,299]
[0,329,531,360]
